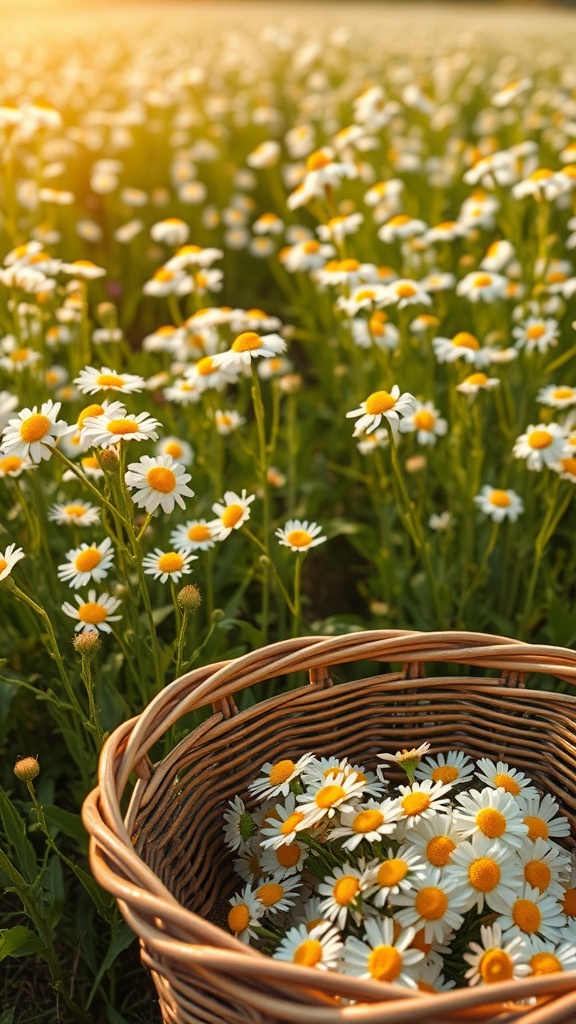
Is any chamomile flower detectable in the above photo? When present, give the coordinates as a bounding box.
[384,278,432,308]
[0,453,33,477]
[341,917,424,986]
[47,501,101,527]
[61,589,122,634]
[273,921,342,970]
[356,428,389,454]
[513,423,567,471]
[214,409,246,435]
[537,384,576,409]
[223,796,256,852]
[169,519,218,552]
[57,538,114,589]
[0,543,25,581]
[456,271,508,302]
[209,489,255,540]
[346,386,417,437]
[1,400,71,463]
[328,797,403,851]
[513,317,559,354]
[296,770,366,829]
[260,793,308,849]
[155,437,194,466]
[473,487,524,523]
[474,759,538,800]
[212,331,287,370]
[521,793,571,842]
[445,834,523,913]
[318,863,373,929]
[456,372,500,396]
[74,365,145,396]
[398,402,448,446]
[497,882,567,943]
[275,520,326,554]
[80,404,161,448]
[367,846,427,907]
[248,754,316,802]
[432,332,492,367]
[390,866,466,944]
[397,780,454,829]
[227,885,264,944]
[142,548,197,584]
[124,455,194,515]
[517,838,571,898]
[260,838,309,880]
[410,813,462,869]
[255,875,301,916]
[525,934,576,976]
[463,922,530,986]
[453,787,529,850]
[416,751,475,788]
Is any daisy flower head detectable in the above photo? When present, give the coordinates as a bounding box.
[390,866,466,944]
[525,934,576,977]
[57,537,114,589]
[474,758,538,800]
[227,884,264,944]
[0,453,34,478]
[296,769,366,829]
[124,455,194,515]
[378,743,431,782]
[327,796,403,851]
[255,875,301,917]
[1,400,71,463]
[517,838,571,899]
[209,489,255,540]
[0,543,25,581]
[513,317,559,355]
[47,501,101,527]
[416,750,475,789]
[384,278,432,309]
[273,920,342,971]
[398,401,448,446]
[212,331,287,370]
[456,372,500,396]
[169,519,218,551]
[463,922,530,986]
[456,271,508,303]
[453,786,529,850]
[214,409,246,436]
[409,813,462,870]
[367,845,427,908]
[513,422,567,471]
[432,332,492,368]
[356,427,389,455]
[80,403,161,449]
[341,917,424,986]
[259,792,308,849]
[445,834,523,913]
[317,862,374,929]
[275,520,326,554]
[155,436,194,466]
[260,836,309,880]
[74,365,145,396]
[346,385,417,437]
[397,780,453,829]
[61,589,122,634]
[497,882,567,943]
[142,547,197,584]
[223,795,256,852]
[473,486,524,523]
[537,384,576,409]
[521,793,571,842]
[248,753,315,802]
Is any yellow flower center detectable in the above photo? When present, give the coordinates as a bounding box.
[401,792,431,817]
[228,904,250,934]
[306,150,331,171]
[530,953,562,976]
[315,784,346,809]
[276,844,301,868]
[302,240,320,254]
[364,390,396,415]
[426,835,456,867]
[377,859,408,888]
[153,268,175,283]
[187,524,211,542]
[475,807,507,838]
[452,331,480,350]
[523,815,548,841]
[561,888,576,916]
[293,939,322,967]
[74,548,102,572]
[280,811,305,835]
[473,274,493,288]
[64,504,89,518]
[333,876,360,906]
[562,457,576,477]
[552,387,574,401]
[388,214,411,227]
[493,771,520,792]
[164,441,183,458]
[367,945,403,982]
[78,602,107,625]
[197,356,216,375]
[353,809,384,834]
[221,504,244,528]
[414,410,436,432]
[11,347,31,362]
[231,331,262,353]
[285,529,312,548]
[157,552,185,573]
[524,860,551,892]
[527,324,546,340]
[488,492,512,510]
[414,886,448,920]
[395,282,417,298]
[340,258,360,272]
[480,949,514,984]
[528,429,553,450]
[355,288,376,302]
[20,413,51,443]
[146,466,177,493]
[0,558,7,574]
[513,899,541,934]
[431,765,459,784]
[530,168,554,182]
[268,759,296,786]
[107,418,139,435]
[256,882,284,907]
[0,455,23,473]
[78,404,105,428]
[96,373,126,388]
[464,372,488,386]
[468,857,501,892]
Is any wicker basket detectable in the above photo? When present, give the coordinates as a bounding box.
[82,629,576,1024]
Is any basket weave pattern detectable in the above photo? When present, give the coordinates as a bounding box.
[82,629,576,1024]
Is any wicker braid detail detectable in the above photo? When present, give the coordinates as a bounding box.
[82,629,576,1023]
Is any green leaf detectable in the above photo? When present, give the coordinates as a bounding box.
[0,787,38,883]
[0,926,44,960]
[69,863,114,923]
[42,804,88,847]
[87,922,135,1008]
[43,855,65,930]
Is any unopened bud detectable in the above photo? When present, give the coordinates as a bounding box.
[279,373,302,394]
[72,630,102,659]
[177,584,202,613]
[211,608,225,623]
[97,447,120,473]
[95,301,118,327]
[14,755,40,782]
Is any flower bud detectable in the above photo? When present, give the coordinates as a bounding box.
[211,608,225,623]
[97,447,120,473]
[14,755,40,782]
[177,584,202,613]
[73,630,102,660]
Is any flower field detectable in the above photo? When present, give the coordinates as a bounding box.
[1,2,576,1020]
